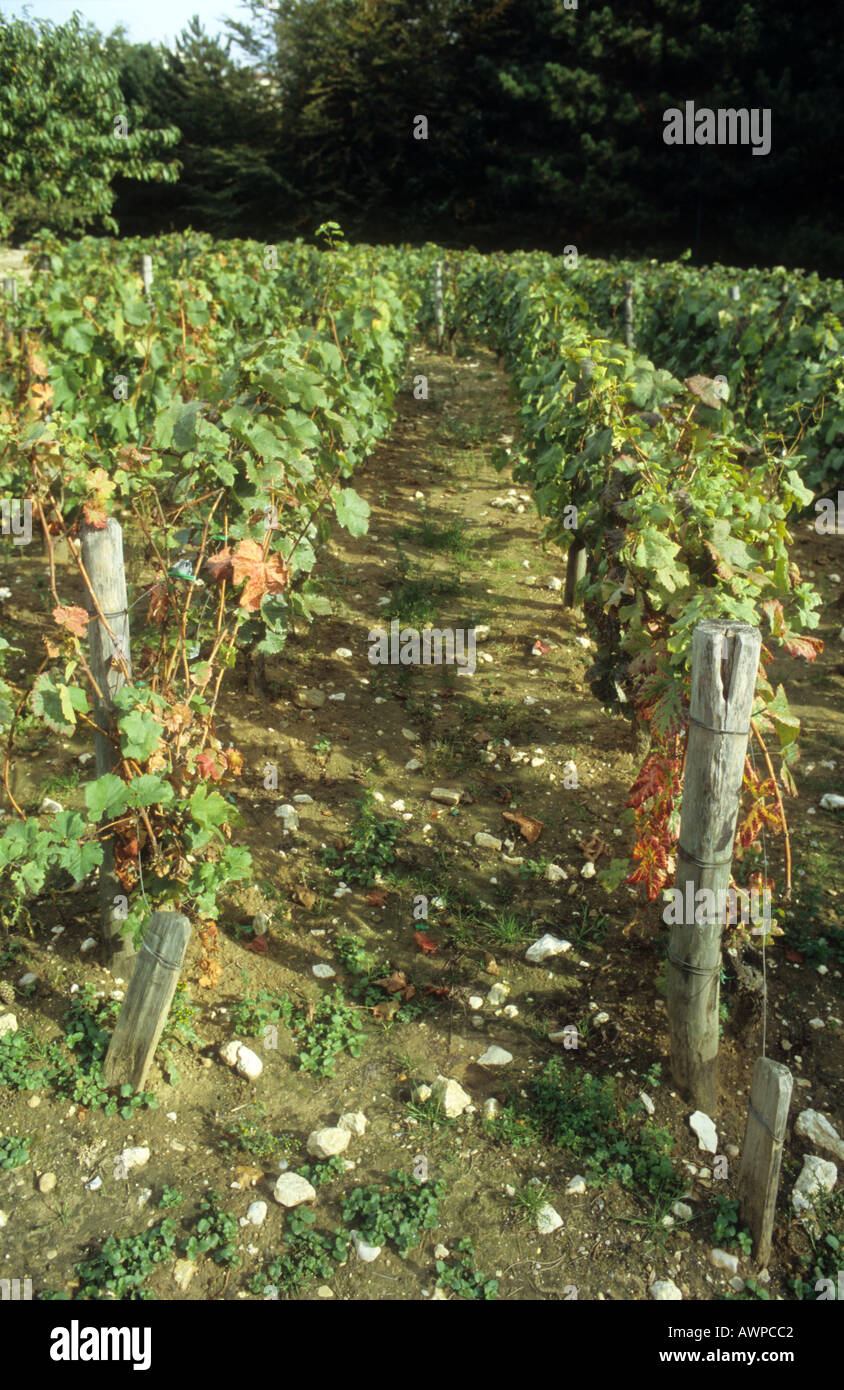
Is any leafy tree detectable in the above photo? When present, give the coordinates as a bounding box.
[0,13,180,241]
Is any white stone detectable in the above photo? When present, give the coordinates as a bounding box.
[85,1176,102,1191]
[690,1110,718,1153]
[486,983,509,1006]
[220,1039,242,1068]
[547,577,563,592]
[18,973,36,985]
[808,1017,825,1030]
[334,648,353,659]
[434,1243,450,1260]
[39,797,63,814]
[566,1175,587,1195]
[483,1098,500,1120]
[792,1154,837,1218]
[544,864,567,883]
[468,995,484,1010]
[275,804,299,830]
[119,1146,150,1172]
[352,1230,382,1262]
[414,1084,432,1103]
[80,937,97,952]
[338,1111,367,1136]
[173,1258,197,1291]
[402,728,420,742]
[405,758,422,771]
[0,1013,18,1039]
[312,963,336,979]
[236,1045,263,1080]
[639,1092,655,1115]
[477,1045,512,1066]
[594,1012,610,1025]
[794,1109,844,1161]
[431,1075,472,1118]
[430,788,461,806]
[536,1203,563,1234]
[580,861,596,879]
[273,1172,316,1207]
[503,1004,519,1019]
[672,1202,693,1221]
[247,1201,268,1226]
[474,832,502,851]
[292,794,314,804]
[307,1127,350,1158]
[0,1210,7,1227]
[650,1280,683,1301]
[525,934,571,963]
[819,793,844,810]
[710,1248,739,1274]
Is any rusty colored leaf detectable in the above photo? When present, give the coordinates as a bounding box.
[502,809,544,843]
[413,930,438,955]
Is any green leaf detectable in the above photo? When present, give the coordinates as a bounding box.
[119,709,165,762]
[334,487,370,537]
[84,774,129,821]
[125,774,174,809]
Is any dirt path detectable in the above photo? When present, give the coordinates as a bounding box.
[1,341,841,1302]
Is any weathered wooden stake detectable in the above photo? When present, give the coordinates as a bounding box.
[564,540,587,608]
[80,517,137,980]
[103,912,192,1091]
[434,260,444,351]
[729,284,741,303]
[737,1057,792,1266]
[2,276,18,303]
[623,279,635,349]
[666,620,761,1112]
[141,254,153,296]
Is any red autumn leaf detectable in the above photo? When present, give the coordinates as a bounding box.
[195,752,222,781]
[531,639,551,656]
[413,930,438,955]
[244,934,268,954]
[204,547,234,584]
[231,539,290,612]
[53,604,89,638]
[502,809,544,843]
[424,985,451,998]
[82,500,107,529]
[782,633,823,662]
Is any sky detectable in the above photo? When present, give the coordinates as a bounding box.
[0,0,252,50]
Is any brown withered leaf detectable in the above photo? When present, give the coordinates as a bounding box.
[471,727,494,744]
[232,539,290,612]
[483,952,499,976]
[579,832,610,861]
[233,1165,264,1188]
[502,809,544,844]
[204,547,234,584]
[43,636,61,659]
[198,959,223,989]
[373,971,415,1002]
[366,889,388,907]
[371,998,401,1022]
[295,888,317,909]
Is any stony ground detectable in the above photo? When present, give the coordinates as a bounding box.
[0,339,842,1301]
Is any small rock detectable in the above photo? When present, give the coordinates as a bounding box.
[295,689,326,709]
[537,1203,563,1234]
[18,972,36,986]
[352,1230,382,1262]
[0,1211,7,1228]
[639,1092,655,1115]
[307,1127,350,1158]
[273,1172,317,1207]
[402,728,421,742]
[430,788,461,806]
[729,1277,745,1293]
[808,1017,825,1030]
[710,1248,739,1275]
[79,938,97,952]
[84,1176,102,1191]
[235,1045,263,1081]
[431,1075,472,1118]
[334,648,353,659]
[726,1143,740,1160]
[0,1013,18,1039]
[819,793,844,810]
[173,1258,197,1291]
[672,1202,693,1221]
[650,1280,683,1301]
[477,1045,512,1066]
[312,963,336,979]
[580,861,596,879]
[39,797,63,814]
[252,911,271,934]
[483,1098,500,1120]
[594,1012,610,1025]
[547,577,563,592]
[566,1175,587,1195]
[434,1243,450,1260]
[38,1172,57,1194]
[414,1083,432,1103]
[275,804,299,831]
[503,1004,519,1019]
[544,864,567,884]
[474,832,502,851]
[405,758,422,771]
[794,1109,844,1162]
[292,794,314,804]
[431,1286,448,1300]
[119,1147,150,1172]
[525,934,571,963]
[792,1154,838,1220]
[317,1286,334,1298]
[247,1201,268,1226]
[337,1112,367,1137]
[690,1110,718,1153]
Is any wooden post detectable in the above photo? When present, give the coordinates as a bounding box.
[623,279,634,349]
[434,260,444,351]
[738,1057,792,1266]
[729,284,741,303]
[36,254,51,273]
[80,517,136,979]
[2,277,18,303]
[103,912,192,1091]
[141,254,153,296]
[564,540,587,608]
[666,620,761,1111]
